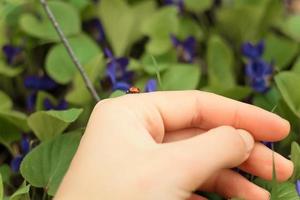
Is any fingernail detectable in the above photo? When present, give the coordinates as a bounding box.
[238,130,254,153]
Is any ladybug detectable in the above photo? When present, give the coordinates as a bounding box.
[126,86,141,94]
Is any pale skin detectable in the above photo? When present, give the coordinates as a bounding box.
[55,91,294,200]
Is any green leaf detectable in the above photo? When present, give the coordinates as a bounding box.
[162,64,201,90]
[0,90,12,111]
[34,91,57,111]
[275,72,300,117]
[142,52,177,75]
[0,60,23,77]
[185,0,213,13]
[20,132,82,196]
[206,35,235,88]
[109,90,126,98]
[66,55,104,105]
[279,15,300,42]
[141,7,179,55]
[253,177,274,192]
[19,1,80,41]
[271,182,299,200]
[263,34,299,70]
[292,57,300,74]
[99,0,155,56]
[67,0,90,10]
[46,34,100,84]
[9,182,30,200]
[0,165,11,185]
[177,17,204,41]
[27,108,83,141]
[0,173,3,200]
[0,111,29,146]
[291,142,300,182]
[204,86,251,101]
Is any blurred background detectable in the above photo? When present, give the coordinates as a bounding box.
[1,0,300,199]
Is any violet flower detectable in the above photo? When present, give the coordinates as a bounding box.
[171,35,196,63]
[83,18,106,43]
[144,79,157,92]
[43,98,68,110]
[242,41,273,93]
[2,44,23,66]
[11,136,30,172]
[104,48,133,92]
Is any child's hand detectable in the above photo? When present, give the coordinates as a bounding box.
[55,91,293,200]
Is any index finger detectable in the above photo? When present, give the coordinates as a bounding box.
[132,91,290,141]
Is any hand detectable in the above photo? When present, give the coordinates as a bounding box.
[55,91,293,200]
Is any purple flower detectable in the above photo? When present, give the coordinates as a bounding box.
[24,75,58,91]
[245,59,273,93]
[11,136,30,172]
[242,41,264,60]
[83,18,106,43]
[164,0,184,12]
[262,141,273,149]
[43,98,68,110]
[2,44,23,65]
[104,48,133,91]
[144,79,157,92]
[171,35,196,63]
[26,92,37,112]
[296,180,300,196]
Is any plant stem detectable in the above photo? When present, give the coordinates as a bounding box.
[39,0,100,102]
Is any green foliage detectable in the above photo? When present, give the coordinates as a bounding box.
[46,34,101,84]
[271,182,299,200]
[162,63,201,90]
[19,1,80,41]
[141,7,179,55]
[0,91,12,110]
[0,174,3,200]
[66,55,104,105]
[275,72,300,117]
[279,15,300,42]
[0,61,23,77]
[263,34,299,70]
[20,132,82,196]
[9,182,30,200]
[1,0,300,199]
[184,0,212,13]
[27,108,83,141]
[99,0,155,56]
[290,142,300,182]
[206,35,235,89]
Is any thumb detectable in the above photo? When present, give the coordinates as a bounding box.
[160,126,254,190]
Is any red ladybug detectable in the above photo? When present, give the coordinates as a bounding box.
[126,86,141,94]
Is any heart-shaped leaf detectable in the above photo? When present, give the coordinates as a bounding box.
[19,1,80,41]
[263,34,298,70]
[20,132,81,196]
[162,63,201,90]
[99,0,155,56]
[207,35,235,89]
[27,108,83,141]
[45,34,100,84]
[279,15,300,42]
[275,72,300,118]
[141,7,179,55]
